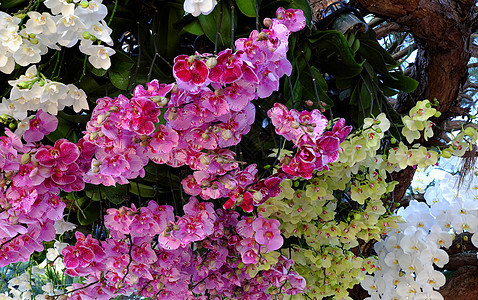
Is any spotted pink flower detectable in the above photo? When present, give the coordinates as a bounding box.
[173,55,209,86]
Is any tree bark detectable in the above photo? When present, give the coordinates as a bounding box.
[352,0,476,204]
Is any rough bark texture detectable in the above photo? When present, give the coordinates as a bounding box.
[351,0,475,204]
[352,2,478,299]
[440,266,478,299]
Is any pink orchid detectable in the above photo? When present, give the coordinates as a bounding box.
[23,109,58,143]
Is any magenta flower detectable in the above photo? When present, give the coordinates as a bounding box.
[275,8,306,32]
[209,49,243,84]
[173,55,209,86]
[35,139,80,168]
[63,245,95,269]
[148,125,179,154]
[23,109,58,143]
[252,217,283,251]
[131,242,157,265]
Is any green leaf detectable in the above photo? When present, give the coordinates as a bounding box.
[292,74,302,102]
[90,67,108,77]
[235,0,257,17]
[130,182,156,198]
[76,197,100,226]
[101,185,129,204]
[57,111,91,124]
[183,19,205,36]
[109,69,131,90]
[382,72,419,93]
[358,42,391,77]
[1,0,28,9]
[198,2,236,49]
[309,30,363,79]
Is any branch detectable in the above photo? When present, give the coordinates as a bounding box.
[442,120,478,131]
[375,22,403,39]
[392,44,417,60]
[368,17,385,28]
[443,253,478,271]
[471,44,478,58]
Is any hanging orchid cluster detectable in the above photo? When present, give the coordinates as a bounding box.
[364,168,478,300]
[0,7,320,300]
[0,0,114,74]
[2,0,478,298]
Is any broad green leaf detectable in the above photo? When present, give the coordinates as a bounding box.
[76,197,100,226]
[183,19,205,36]
[309,30,363,79]
[90,67,108,77]
[382,72,419,93]
[198,2,236,49]
[130,182,156,198]
[358,42,391,77]
[235,0,257,17]
[109,69,131,90]
[292,74,302,103]
[58,111,91,124]
[101,185,129,204]
[0,0,28,9]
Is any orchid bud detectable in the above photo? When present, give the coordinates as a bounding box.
[222,129,233,140]
[252,191,263,203]
[441,149,452,158]
[206,56,218,69]
[257,32,268,41]
[21,153,31,165]
[214,88,224,97]
[188,55,200,63]
[171,83,178,93]
[82,31,92,39]
[16,81,30,89]
[80,1,89,8]
[200,155,211,165]
[464,127,476,137]
[263,18,272,27]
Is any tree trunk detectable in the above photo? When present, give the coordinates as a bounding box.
[352,0,475,203]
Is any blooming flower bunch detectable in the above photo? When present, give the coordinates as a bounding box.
[401,99,437,143]
[268,103,352,179]
[81,9,306,217]
[0,0,114,74]
[0,110,90,267]
[255,106,470,299]
[364,197,454,299]
[258,164,400,298]
[1,65,88,120]
[58,197,305,299]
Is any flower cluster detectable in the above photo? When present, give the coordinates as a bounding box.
[60,197,305,299]
[0,0,114,74]
[401,100,437,144]
[0,111,87,267]
[82,8,306,217]
[1,65,89,121]
[268,103,351,179]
